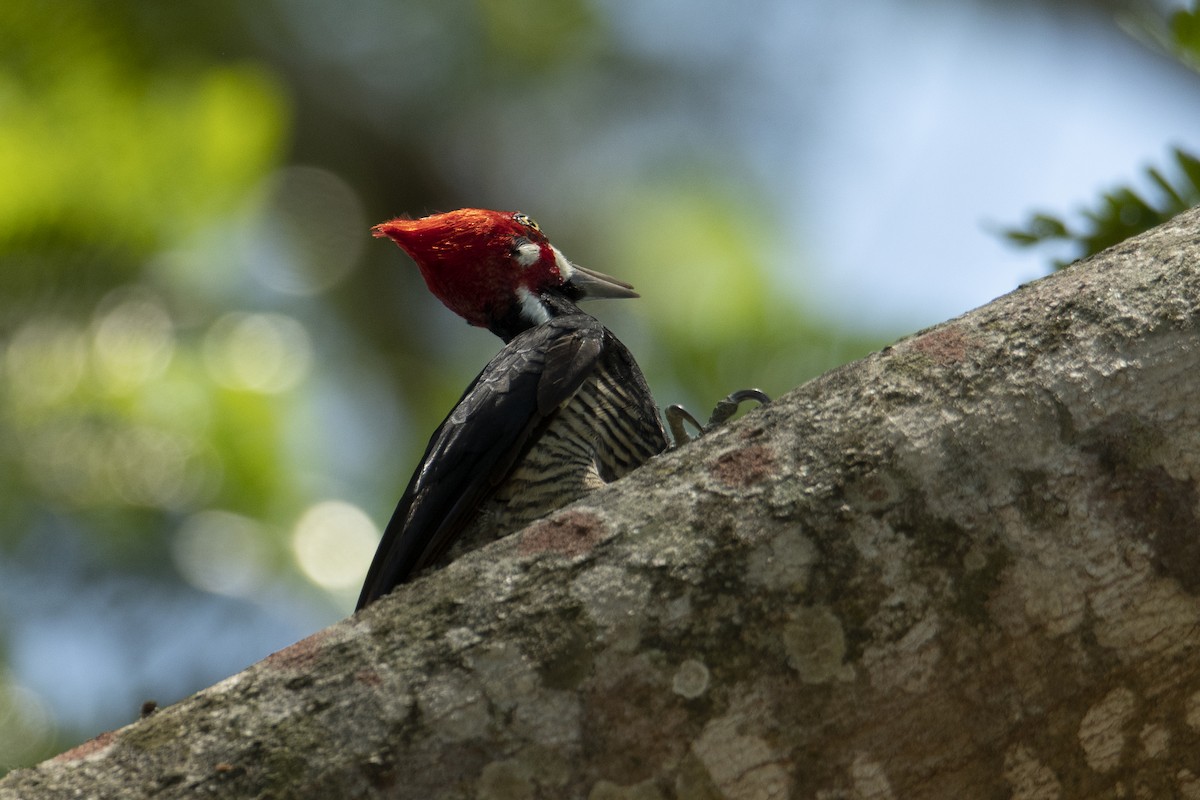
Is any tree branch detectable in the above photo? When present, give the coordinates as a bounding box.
[6,207,1200,799]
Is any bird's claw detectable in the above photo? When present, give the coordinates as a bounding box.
[666,388,771,446]
[666,404,704,445]
[706,388,772,429]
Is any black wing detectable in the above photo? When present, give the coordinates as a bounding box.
[356,314,606,609]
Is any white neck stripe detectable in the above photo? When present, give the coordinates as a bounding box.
[551,246,576,280]
[516,286,552,326]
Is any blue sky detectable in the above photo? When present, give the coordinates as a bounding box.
[617,0,1200,331]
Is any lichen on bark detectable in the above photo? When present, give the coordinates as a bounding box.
[5,208,1200,799]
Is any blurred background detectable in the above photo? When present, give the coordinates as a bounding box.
[1,0,1198,772]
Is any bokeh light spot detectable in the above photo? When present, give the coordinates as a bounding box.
[203,312,312,393]
[91,287,176,392]
[244,165,366,296]
[173,510,272,597]
[0,679,56,768]
[107,425,206,509]
[4,319,88,410]
[20,421,216,510]
[19,421,105,504]
[291,500,379,591]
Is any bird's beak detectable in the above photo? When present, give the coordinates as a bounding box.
[564,262,640,300]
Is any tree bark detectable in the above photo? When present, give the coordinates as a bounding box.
[6,207,1200,799]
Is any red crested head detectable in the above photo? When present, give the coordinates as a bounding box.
[373,209,637,334]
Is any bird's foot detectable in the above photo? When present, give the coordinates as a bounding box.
[666,388,771,446]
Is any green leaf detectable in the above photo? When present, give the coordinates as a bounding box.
[1005,151,1200,270]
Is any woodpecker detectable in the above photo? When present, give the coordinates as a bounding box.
[357,209,669,609]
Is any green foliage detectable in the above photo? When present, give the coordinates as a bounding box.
[0,4,286,261]
[1004,147,1200,269]
[588,180,882,412]
[0,0,295,545]
[1005,2,1200,269]
[1168,2,1200,71]
[477,0,599,69]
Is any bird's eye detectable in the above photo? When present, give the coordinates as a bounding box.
[513,212,539,231]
